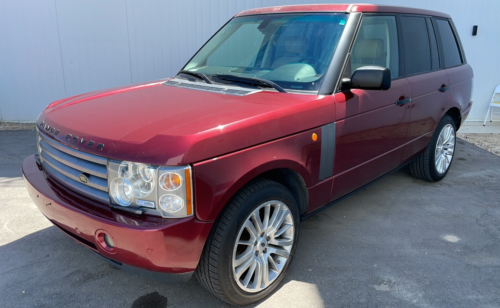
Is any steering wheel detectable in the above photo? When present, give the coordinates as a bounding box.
[299,57,329,71]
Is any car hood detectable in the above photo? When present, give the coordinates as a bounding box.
[38,79,336,165]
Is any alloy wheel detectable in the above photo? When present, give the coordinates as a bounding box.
[232,200,295,293]
[434,123,455,174]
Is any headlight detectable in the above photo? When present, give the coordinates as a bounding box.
[108,160,193,218]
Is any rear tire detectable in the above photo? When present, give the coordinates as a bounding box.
[409,115,456,182]
[195,179,300,306]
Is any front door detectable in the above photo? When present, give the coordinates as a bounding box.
[331,14,411,201]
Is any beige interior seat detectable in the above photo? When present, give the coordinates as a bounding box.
[271,36,309,69]
[351,39,386,71]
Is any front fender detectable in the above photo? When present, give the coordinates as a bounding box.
[192,128,323,221]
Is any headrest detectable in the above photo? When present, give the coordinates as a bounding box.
[354,39,384,59]
[284,36,308,54]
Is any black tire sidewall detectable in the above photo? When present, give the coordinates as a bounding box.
[216,181,300,306]
[428,115,457,181]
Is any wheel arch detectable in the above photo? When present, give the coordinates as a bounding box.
[193,158,313,222]
[445,107,462,130]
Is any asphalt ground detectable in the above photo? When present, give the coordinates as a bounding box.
[1,130,499,308]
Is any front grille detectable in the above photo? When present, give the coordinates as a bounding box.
[38,131,109,203]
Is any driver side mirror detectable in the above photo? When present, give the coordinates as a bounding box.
[341,66,391,91]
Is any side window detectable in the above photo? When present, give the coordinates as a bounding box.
[350,15,399,79]
[400,16,432,75]
[435,19,463,68]
[426,18,440,70]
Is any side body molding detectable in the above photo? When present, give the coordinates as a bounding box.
[319,122,336,181]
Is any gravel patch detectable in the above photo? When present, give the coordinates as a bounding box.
[0,121,36,131]
[458,133,500,156]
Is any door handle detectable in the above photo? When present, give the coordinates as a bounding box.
[396,96,411,106]
[439,84,450,92]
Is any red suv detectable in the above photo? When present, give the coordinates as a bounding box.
[24,4,473,305]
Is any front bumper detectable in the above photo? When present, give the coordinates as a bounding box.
[23,155,213,282]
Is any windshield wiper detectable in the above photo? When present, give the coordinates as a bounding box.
[212,74,287,93]
[177,70,212,84]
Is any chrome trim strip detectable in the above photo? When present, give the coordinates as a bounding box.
[41,152,108,192]
[42,162,109,203]
[39,140,107,178]
[39,133,107,165]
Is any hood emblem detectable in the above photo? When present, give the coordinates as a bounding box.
[79,174,89,184]
[38,121,104,150]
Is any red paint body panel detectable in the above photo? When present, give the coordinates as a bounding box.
[330,79,411,200]
[38,83,336,166]
[446,64,474,119]
[193,127,326,221]
[23,155,212,273]
[402,70,450,162]
[236,4,450,18]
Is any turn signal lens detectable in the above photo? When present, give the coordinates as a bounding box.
[159,172,183,191]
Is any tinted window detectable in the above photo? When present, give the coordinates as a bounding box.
[400,16,432,75]
[435,19,463,68]
[350,16,399,78]
[426,18,440,70]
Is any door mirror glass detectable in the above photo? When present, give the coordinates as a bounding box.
[349,66,391,90]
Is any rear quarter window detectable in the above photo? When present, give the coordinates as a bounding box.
[400,16,432,75]
[435,19,463,68]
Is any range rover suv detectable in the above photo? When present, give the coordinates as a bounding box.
[24,4,473,305]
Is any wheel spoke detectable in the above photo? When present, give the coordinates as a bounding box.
[441,154,446,172]
[268,246,290,258]
[234,247,254,267]
[272,209,290,232]
[235,254,255,279]
[268,255,279,271]
[238,240,254,246]
[244,220,258,240]
[253,257,263,289]
[274,223,292,237]
[435,155,443,172]
[268,203,282,230]
[270,237,294,247]
[262,204,271,230]
[260,255,270,287]
[251,212,263,235]
[242,260,257,287]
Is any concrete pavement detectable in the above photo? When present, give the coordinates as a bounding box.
[1,130,499,308]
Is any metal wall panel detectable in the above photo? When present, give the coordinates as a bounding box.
[0,0,498,121]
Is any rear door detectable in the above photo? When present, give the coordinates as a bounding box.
[331,14,411,201]
[400,15,450,162]
[433,18,472,122]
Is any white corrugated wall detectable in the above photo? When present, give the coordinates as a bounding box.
[0,0,498,122]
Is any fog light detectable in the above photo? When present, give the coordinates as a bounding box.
[95,230,116,253]
[104,234,115,248]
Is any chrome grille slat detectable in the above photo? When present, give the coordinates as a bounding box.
[41,152,108,192]
[37,130,109,203]
[39,140,107,178]
[39,133,107,165]
[42,162,109,203]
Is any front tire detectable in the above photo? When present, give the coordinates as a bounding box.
[409,115,457,182]
[195,179,300,306]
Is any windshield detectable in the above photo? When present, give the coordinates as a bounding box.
[183,13,348,92]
